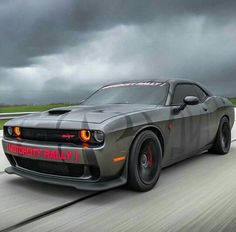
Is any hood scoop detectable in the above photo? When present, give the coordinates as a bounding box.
[48,109,71,115]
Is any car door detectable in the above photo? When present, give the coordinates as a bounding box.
[193,84,211,146]
[169,83,209,160]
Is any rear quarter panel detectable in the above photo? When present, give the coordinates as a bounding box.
[205,96,234,143]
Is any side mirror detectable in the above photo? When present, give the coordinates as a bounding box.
[184,96,200,105]
[173,96,200,114]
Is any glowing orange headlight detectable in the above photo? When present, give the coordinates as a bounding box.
[14,127,21,137]
[79,130,91,143]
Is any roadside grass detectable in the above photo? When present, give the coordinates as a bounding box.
[0,103,72,113]
[0,120,8,130]
[230,98,236,106]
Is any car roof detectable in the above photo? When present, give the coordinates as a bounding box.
[104,78,197,86]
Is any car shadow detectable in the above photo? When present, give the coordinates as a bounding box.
[5,177,91,196]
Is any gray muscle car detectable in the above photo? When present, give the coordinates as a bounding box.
[2,79,235,191]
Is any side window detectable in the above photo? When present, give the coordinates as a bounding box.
[172,84,199,105]
[194,85,207,101]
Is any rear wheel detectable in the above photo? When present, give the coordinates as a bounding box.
[127,130,162,192]
[209,117,231,155]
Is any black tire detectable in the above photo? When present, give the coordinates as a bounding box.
[209,117,231,155]
[127,130,162,192]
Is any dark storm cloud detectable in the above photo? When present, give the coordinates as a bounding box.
[1,0,236,67]
[0,0,236,104]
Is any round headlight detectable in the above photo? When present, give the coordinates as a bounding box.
[7,127,13,136]
[94,131,104,143]
[79,130,91,143]
[14,127,21,137]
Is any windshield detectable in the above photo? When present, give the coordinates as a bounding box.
[83,82,168,105]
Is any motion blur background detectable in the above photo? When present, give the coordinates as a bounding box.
[0,0,236,105]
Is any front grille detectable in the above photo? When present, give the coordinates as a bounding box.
[4,127,103,147]
[14,156,83,177]
[21,128,80,144]
[13,156,100,179]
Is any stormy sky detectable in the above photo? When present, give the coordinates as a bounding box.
[0,0,236,105]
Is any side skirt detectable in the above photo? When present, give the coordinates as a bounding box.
[162,143,213,168]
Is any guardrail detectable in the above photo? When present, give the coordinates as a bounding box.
[0,112,37,120]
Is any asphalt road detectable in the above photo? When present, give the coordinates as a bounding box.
[0,114,236,232]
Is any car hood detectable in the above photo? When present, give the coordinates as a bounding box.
[22,104,157,124]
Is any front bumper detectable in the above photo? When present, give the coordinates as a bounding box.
[2,135,128,179]
[5,166,127,191]
[2,135,129,190]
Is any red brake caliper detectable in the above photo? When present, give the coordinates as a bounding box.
[147,145,153,168]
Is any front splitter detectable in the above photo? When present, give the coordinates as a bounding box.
[5,166,127,191]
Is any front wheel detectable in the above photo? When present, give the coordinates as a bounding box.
[209,117,231,155]
[127,130,162,192]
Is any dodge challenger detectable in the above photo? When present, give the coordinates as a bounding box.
[2,79,235,191]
